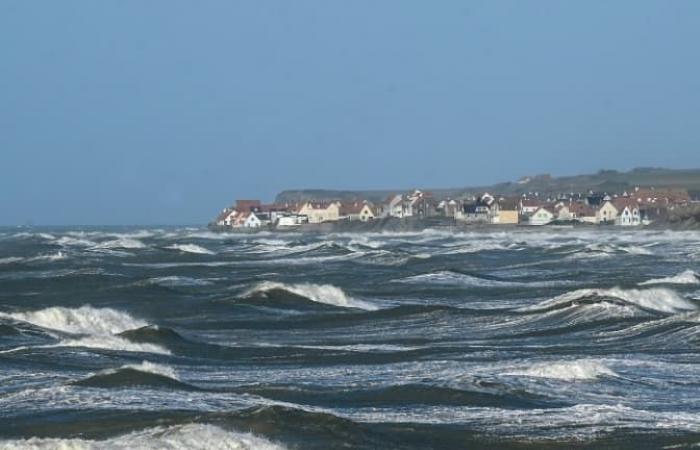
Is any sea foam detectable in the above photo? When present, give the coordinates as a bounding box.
[0,423,286,450]
[504,359,617,381]
[0,306,169,355]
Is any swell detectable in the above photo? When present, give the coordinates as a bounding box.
[74,363,201,392]
[235,383,570,409]
[240,282,378,310]
[517,287,697,316]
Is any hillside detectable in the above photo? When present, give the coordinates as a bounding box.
[275,167,700,203]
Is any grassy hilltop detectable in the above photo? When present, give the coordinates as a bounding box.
[275,167,700,203]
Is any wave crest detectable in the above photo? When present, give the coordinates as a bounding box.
[0,423,286,450]
[504,359,617,381]
[640,270,699,286]
[519,287,696,315]
[242,281,378,310]
[0,306,169,355]
[165,244,215,255]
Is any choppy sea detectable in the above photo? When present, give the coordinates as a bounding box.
[2,226,700,449]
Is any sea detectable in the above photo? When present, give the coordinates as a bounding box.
[1,226,700,449]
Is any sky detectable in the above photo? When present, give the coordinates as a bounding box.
[2,1,699,225]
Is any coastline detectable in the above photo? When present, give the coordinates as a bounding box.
[208,215,700,234]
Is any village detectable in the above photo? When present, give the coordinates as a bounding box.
[212,186,694,231]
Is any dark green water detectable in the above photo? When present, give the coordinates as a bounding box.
[1,227,700,449]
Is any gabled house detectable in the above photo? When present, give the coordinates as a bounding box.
[215,208,238,227]
[520,198,544,215]
[528,206,556,226]
[340,201,376,221]
[568,202,597,224]
[407,190,437,218]
[297,201,341,223]
[596,201,618,224]
[495,198,519,224]
[613,198,641,226]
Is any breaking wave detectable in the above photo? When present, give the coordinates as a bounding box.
[242,281,378,310]
[640,270,699,286]
[91,238,146,250]
[0,423,286,450]
[519,287,697,315]
[503,359,617,381]
[165,243,215,255]
[0,306,169,355]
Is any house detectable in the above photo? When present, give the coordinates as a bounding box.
[495,198,519,224]
[297,201,341,223]
[520,198,544,215]
[215,208,238,227]
[568,203,598,224]
[596,201,618,224]
[276,214,309,228]
[437,199,460,218]
[231,211,264,228]
[528,206,556,226]
[461,194,499,223]
[613,198,641,226]
[407,190,437,217]
[382,194,407,218]
[340,201,376,221]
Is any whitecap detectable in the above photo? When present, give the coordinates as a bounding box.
[640,270,699,286]
[97,361,179,380]
[503,359,617,381]
[519,287,697,315]
[0,257,23,265]
[0,306,169,355]
[91,238,146,250]
[165,243,215,255]
[0,423,286,450]
[146,276,213,287]
[242,281,378,310]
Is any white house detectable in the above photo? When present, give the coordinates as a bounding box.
[528,206,556,226]
[613,198,641,226]
[215,209,238,227]
[276,214,308,228]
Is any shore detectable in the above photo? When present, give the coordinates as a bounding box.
[208,216,697,234]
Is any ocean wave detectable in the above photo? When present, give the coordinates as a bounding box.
[0,306,169,355]
[0,423,286,450]
[73,361,196,390]
[639,270,699,286]
[55,236,97,247]
[165,243,215,255]
[519,287,697,315]
[396,270,572,288]
[503,359,617,381]
[91,237,146,250]
[242,281,378,310]
[145,276,213,287]
[0,306,147,335]
[0,257,24,265]
[584,243,654,256]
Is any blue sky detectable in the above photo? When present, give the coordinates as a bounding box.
[2,1,699,225]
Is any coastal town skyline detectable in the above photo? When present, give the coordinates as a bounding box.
[212,167,698,230]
